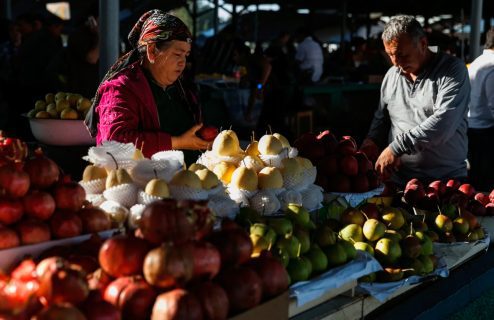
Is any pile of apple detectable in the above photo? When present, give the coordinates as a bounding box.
[0,199,290,319]
[0,146,113,251]
[293,130,380,193]
[27,92,93,120]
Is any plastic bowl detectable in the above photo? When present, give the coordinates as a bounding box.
[27,117,96,146]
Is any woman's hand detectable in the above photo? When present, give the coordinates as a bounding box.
[171,124,210,150]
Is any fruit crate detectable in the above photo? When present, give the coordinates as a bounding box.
[230,290,289,320]
[0,229,118,272]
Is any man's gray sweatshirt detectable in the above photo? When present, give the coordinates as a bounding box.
[367,52,470,185]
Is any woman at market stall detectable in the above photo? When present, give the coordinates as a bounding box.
[85,10,209,163]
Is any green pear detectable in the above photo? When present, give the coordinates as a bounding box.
[324,243,347,268]
[453,217,469,235]
[435,214,453,233]
[381,207,405,230]
[250,234,271,256]
[339,240,357,261]
[415,231,433,256]
[285,204,311,228]
[315,225,337,247]
[325,196,349,221]
[383,229,402,242]
[293,227,311,254]
[287,257,312,282]
[354,242,374,256]
[276,236,300,258]
[250,223,277,245]
[339,224,364,242]
[145,178,170,198]
[363,219,386,241]
[418,255,434,274]
[267,218,293,237]
[340,208,366,226]
[305,245,328,273]
[375,238,402,265]
[403,258,424,277]
[272,247,290,267]
[441,203,457,219]
[235,207,263,227]
[402,235,422,259]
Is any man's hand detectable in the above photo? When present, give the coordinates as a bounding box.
[375,146,401,180]
[171,124,210,150]
[359,138,380,162]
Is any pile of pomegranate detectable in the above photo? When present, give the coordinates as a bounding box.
[0,137,111,251]
[0,199,289,319]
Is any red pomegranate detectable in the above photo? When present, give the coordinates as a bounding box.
[104,276,156,320]
[50,210,83,239]
[217,266,263,314]
[17,219,51,245]
[23,191,56,220]
[0,163,30,198]
[53,181,86,211]
[35,257,69,278]
[0,227,20,249]
[0,198,23,225]
[193,282,229,320]
[151,288,203,320]
[82,300,121,320]
[67,255,99,274]
[37,264,90,305]
[98,235,149,278]
[24,149,60,189]
[79,206,111,233]
[143,243,194,289]
[35,304,86,320]
[246,256,290,299]
[87,268,114,294]
[139,199,195,245]
[185,241,221,280]
[208,229,253,267]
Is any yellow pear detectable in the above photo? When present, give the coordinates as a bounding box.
[195,169,220,190]
[45,93,55,104]
[106,168,133,189]
[54,92,66,101]
[188,163,207,172]
[240,155,265,172]
[273,133,290,148]
[55,99,70,113]
[213,161,237,184]
[245,141,260,156]
[231,167,258,191]
[295,157,313,170]
[212,130,241,156]
[35,111,51,119]
[258,135,283,155]
[132,148,145,160]
[258,167,283,189]
[77,97,92,112]
[60,108,79,119]
[34,100,46,111]
[46,103,57,118]
[82,165,108,182]
[145,178,170,198]
[170,170,202,189]
[67,93,82,107]
[281,157,302,177]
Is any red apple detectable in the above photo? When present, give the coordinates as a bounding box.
[328,174,351,192]
[446,179,461,190]
[318,155,338,176]
[458,184,476,198]
[489,189,494,203]
[404,184,426,205]
[366,170,380,190]
[317,130,338,155]
[197,125,219,142]
[339,155,358,176]
[17,219,51,245]
[405,178,423,191]
[428,180,446,196]
[336,137,357,156]
[474,193,490,206]
[351,174,369,193]
[468,200,486,216]
[315,173,329,191]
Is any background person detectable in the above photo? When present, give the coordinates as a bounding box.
[467,28,494,191]
[360,15,470,186]
[85,10,209,164]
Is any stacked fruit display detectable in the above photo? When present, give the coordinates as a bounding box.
[27,92,93,120]
[0,199,289,319]
[0,147,111,250]
[320,199,440,282]
[195,129,322,213]
[403,178,488,242]
[294,130,380,193]
[235,202,362,283]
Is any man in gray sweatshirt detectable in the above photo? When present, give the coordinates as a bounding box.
[361,15,470,187]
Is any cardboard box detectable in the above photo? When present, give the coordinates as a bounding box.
[0,229,118,272]
[231,291,289,320]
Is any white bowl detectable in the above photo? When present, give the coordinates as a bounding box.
[27,117,96,146]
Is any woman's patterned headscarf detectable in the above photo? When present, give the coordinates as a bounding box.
[85,10,193,136]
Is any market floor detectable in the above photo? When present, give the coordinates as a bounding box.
[449,288,494,320]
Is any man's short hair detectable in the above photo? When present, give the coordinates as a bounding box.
[485,28,494,49]
[382,15,426,44]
